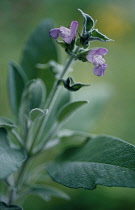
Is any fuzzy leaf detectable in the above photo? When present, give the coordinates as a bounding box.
[20,19,58,96]
[90,29,113,42]
[0,128,26,179]
[19,185,70,201]
[57,101,88,123]
[29,108,48,121]
[78,9,94,33]
[8,61,28,115]
[0,117,16,130]
[47,135,135,190]
[65,84,111,132]
[19,79,46,125]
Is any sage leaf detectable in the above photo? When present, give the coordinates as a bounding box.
[8,61,28,116]
[90,29,113,42]
[47,135,135,190]
[78,9,94,33]
[19,79,46,126]
[29,108,48,121]
[65,84,110,132]
[0,117,16,130]
[19,185,70,201]
[0,128,26,179]
[20,19,58,95]
[57,101,88,123]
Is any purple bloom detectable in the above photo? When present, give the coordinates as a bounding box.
[49,21,78,44]
[86,48,108,76]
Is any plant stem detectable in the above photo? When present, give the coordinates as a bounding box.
[15,159,29,189]
[8,187,15,205]
[29,51,77,154]
[8,158,29,204]
[8,50,78,204]
[11,129,24,148]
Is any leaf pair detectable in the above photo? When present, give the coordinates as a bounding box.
[77,9,112,48]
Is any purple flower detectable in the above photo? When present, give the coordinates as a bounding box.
[49,21,78,44]
[86,48,108,76]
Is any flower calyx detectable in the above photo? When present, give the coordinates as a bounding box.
[58,77,90,92]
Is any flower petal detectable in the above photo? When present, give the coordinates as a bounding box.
[93,48,108,56]
[59,21,78,44]
[86,53,105,66]
[70,21,78,39]
[59,26,72,43]
[49,28,60,39]
[87,49,98,56]
[59,27,71,38]
[86,53,93,63]
[94,55,105,66]
[93,64,107,76]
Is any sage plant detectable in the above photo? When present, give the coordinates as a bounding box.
[0,9,135,210]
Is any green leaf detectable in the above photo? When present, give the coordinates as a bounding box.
[55,129,89,153]
[46,135,135,190]
[0,202,22,210]
[19,79,46,125]
[57,100,88,123]
[59,77,90,92]
[19,185,70,201]
[29,108,48,121]
[78,9,94,33]
[8,61,28,115]
[65,84,111,132]
[90,29,113,42]
[0,128,26,179]
[0,117,16,130]
[20,19,58,95]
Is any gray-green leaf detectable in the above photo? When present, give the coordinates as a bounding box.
[8,61,28,116]
[46,135,135,190]
[57,101,88,123]
[90,29,113,42]
[19,79,46,126]
[0,117,16,130]
[19,185,70,201]
[78,9,94,33]
[0,128,26,179]
[29,108,48,121]
[20,19,58,95]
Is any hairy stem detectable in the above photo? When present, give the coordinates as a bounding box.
[8,50,78,204]
[29,51,77,154]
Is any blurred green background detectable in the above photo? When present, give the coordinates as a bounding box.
[1,0,135,209]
